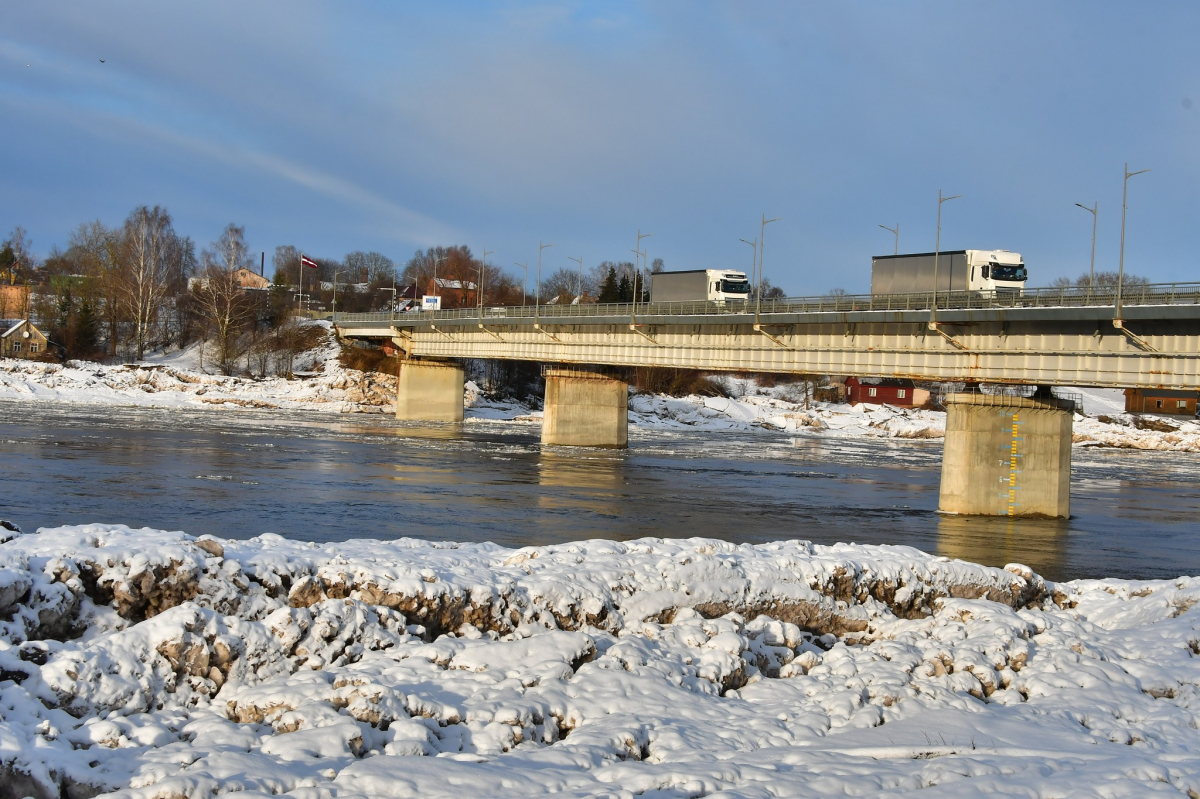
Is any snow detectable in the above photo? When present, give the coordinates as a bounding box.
[4,342,1200,452]
[1,523,1198,797]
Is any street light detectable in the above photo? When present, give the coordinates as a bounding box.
[739,237,757,288]
[567,255,583,303]
[514,262,528,306]
[331,271,347,320]
[536,241,553,324]
[479,248,494,316]
[930,191,961,327]
[879,223,899,255]
[756,214,780,326]
[1117,163,1150,323]
[632,230,654,312]
[1074,202,1098,289]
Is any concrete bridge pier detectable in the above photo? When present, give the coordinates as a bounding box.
[938,392,1075,519]
[395,358,465,422]
[541,368,628,448]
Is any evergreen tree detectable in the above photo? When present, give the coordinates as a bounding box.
[617,273,632,302]
[76,299,99,355]
[598,267,620,303]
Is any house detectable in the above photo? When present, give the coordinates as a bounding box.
[424,277,477,308]
[1124,388,1198,416]
[233,268,271,290]
[845,376,929,407]
[1,320,49,359]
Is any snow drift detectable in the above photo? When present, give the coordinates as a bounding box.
[1,524,1198,797]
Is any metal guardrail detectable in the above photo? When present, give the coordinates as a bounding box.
[331,282,1200,326]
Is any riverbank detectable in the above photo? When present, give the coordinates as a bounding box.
[1,522,1197,797]
[3,336,1200,450]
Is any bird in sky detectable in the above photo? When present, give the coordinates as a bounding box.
[99,59,105,63]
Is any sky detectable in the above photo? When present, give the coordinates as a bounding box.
[2,1,1198,293]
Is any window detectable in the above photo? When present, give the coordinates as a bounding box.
[29,343,38,353]
[868,387,877,398]
[10,342,20,353]
[1179,400,1189,409]
[1156,399,1164,409]
[720,279,750,295]
[991,265,1028,282]
[897,389,906,399]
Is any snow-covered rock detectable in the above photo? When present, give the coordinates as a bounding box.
[1,524,1198,797]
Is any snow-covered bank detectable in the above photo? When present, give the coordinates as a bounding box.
[2,524,1199,797]
[5,344,1200,451]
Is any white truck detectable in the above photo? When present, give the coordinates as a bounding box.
[650,269,751,303]
[871,250,1027,295]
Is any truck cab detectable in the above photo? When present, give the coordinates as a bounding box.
[966,250,1027,294]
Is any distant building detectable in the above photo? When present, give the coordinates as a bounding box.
[233,268,271,290]
[1,320,48,359]
[0,285,29,319]
[424,277,477,308]
[845,376,929,407]
[1124,388,1197,416]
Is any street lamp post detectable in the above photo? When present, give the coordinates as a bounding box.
[756,214,780,326]
[1117,163,1150,323]
[428,251,446,310]
[930,191,961,327]
[632,230,654,315]
[515,262,528,306]
[739,238,757,306]
[478,248,494,320]
[879,223,899,255]
[536,241,553,326]
[567,255,583,303]
[1074,202,1098,290]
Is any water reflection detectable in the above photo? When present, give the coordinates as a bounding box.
[936,514,1069,578]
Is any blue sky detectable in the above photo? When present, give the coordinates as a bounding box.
[2,2,1198,292]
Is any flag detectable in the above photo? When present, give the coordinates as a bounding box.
[301,255,318,269]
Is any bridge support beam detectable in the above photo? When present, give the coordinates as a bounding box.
[395,359,464,422]
[938,393,1074,519]
[541,368,628,448]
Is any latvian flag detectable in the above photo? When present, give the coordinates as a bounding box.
[301,255,318,269]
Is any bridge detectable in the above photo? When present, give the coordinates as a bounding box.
[332,282,1200,520]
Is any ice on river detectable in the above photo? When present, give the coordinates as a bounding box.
[1,523,1198,797]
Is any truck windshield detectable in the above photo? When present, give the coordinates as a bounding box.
[721,279,750,294]
[991,265,1027,282]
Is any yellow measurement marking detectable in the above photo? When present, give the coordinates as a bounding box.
[1007,413,1020,516]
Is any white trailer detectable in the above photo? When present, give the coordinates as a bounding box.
[871,250,1027,295]
[650,269,751,303]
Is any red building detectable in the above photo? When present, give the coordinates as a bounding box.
[845,376,927,407]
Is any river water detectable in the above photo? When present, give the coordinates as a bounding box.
[1,401,1198,582]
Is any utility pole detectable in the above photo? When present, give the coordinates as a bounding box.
[930,191,961,328]
[879,223,899,255]
[478,247,494,320]
[740,238,757,305]
[536,241,553,326]
[632,230,654,321]
[1117,163,1150,324]
[1074,202,1098,289]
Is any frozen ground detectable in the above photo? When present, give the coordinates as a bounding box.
[3,340,1200,450]
[0,523,1198,797]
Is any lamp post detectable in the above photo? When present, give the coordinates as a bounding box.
[879,223,899,255]
[332,271,347,321]
[756,214,780,326]
[930,191,961,327]
[1117,163,1150,323]
[428,251,446,309]
[536,241,553,325]
[740,238,757,305]
[1074,202,1098,289]
[567,255,583,303]
[632,230,654,313]
[478,248,494,318]
[514,262,528,306]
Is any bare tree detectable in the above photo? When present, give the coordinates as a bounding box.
[193,227,256,374]
[115,206,179,360]
[344,251,394,285]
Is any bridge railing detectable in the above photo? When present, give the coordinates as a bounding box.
[331,281,1200,326]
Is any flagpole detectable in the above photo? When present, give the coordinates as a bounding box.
[298,253,302,313]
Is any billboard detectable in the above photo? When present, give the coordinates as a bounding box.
[421,295,441,311]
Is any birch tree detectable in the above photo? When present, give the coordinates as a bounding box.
[116,206,177,360]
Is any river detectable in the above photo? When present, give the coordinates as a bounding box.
[2,401,1198,582]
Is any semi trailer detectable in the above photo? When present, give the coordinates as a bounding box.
[871,250,1027,295]
[649,269,751,303]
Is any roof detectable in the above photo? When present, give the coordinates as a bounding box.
[1125,388,1197,399]
[2,319,27,338]
[846,376,915,388]
[434,277,477,290]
